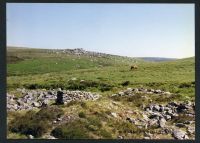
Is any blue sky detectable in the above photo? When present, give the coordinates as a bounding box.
[7,3,194,58]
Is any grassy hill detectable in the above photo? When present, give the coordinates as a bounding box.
[7,47,195,139]
[7,47,194,96]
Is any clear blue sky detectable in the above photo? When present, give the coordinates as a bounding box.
[7,3,194,58]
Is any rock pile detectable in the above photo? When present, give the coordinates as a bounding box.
[50,48,108,58]
[111,87,171,97]
[144,101,195,123]
[110,87,195,139]
[111,88,195,140]
[7,88,101,111]
[124,101,195,139]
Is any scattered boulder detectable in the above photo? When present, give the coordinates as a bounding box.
[42,99,49,106]
[144,132,153,139]
[152,104,160,112]
[148,119,158,127]
[172,129,189,140]
[28,135,34,139]
[111,112,117,118]
[164,91,171,95]
[56,118,62,121]
[46,135,57,139]
[175,123,186,128]
[187,126,195,135]
[176,103,189,113]
[149,112,163,119]
[154,89,162,94]
[32,102,40,107]
[143,136,150,139]
[118,136,123,139]
[158,118,166,128]
[164,115,171,120]
[118,92,125,96]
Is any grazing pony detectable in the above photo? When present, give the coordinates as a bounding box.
[130,65,138,70]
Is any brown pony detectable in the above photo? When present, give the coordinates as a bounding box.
[130,65,138,70]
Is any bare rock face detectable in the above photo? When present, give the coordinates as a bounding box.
[172,130,189,140]
[159,118,166,128]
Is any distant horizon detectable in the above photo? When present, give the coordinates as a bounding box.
[7,3,194,59]
[7,45,194,59]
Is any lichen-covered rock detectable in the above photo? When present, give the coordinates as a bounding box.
[172,130,189,140]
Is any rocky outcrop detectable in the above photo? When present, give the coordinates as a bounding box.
[49,48,109,58]
[111,87,172,97]
[172,130,189,140]
[7,88,101,111]
[111,89,195,140]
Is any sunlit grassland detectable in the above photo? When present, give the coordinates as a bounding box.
[7,48,195,100]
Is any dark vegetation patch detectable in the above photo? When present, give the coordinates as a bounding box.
[111,91,185,106]
[99,129,112,138]
[145,82,166,88]
[9,106,64,137]
[78,112,86,118]
[179,82,195,88]
[66,101,88,109]
[66,101,102,109]
[108,120,145,136]
[88,108,109,121]
[7,55,24,64]
[67,80,113,92]
[85,116,102,128]
[22,80,114,92]
[99,83,113,92]
[66,100,80,107]
[144,82,195,100]
[51,115,109,139]
[51,120,90,139]
[111,93,148,107]
[153,94,182,103]
[121,81,130,86]
[67,80,98,90]
[80,102,88,109]
[23,82,65,90]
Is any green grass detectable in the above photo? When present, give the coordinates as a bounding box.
[7,58,195,100]
[7,48,195,104]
